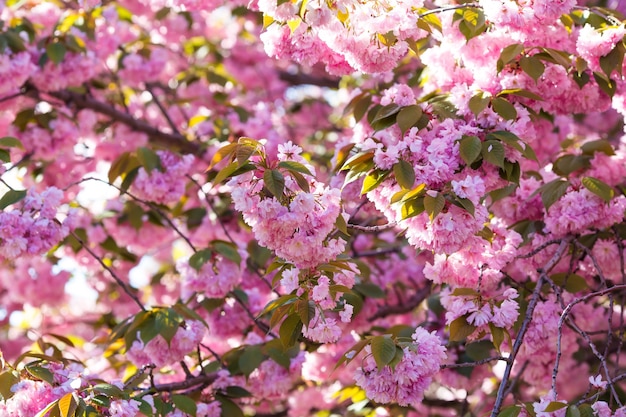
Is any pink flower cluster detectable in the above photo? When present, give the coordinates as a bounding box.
[0,187,71,260]
[127,320,206,367]
[247,352,305,400]
[479,0,575,28]
[30,51,100,92]
[354,328,446,407]
[118,49,169,88]
[544,188,626,236]
[178,254,242,299]
[0,380,62,416]
[441,288,520,330]
[132,151,194,204]
[282,264,356,343]
[0,51,37,98]
[228,143,346,269]
[108,399,142,417]
[257,0,429,74]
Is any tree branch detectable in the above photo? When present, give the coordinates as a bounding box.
[368,286,430,322]
[26,85,201,155]
[491,238,571,417]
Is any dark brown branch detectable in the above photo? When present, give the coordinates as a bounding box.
[441,356,507,369]
[491,238,571,417]
[71,230,146,311]
[278,71,340,89]
[145,372,218,393]
[368,286,431,322]
[26,85,201,155]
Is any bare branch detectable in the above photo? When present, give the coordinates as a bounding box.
[368,286,431,322]
[26,84,201,155]
[491,238,571,417]
[70,230,146,312]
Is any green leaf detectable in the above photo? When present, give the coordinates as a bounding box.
[393,160,415,190]
[259,294,297,317]
[92,383,125,398]
[25,363,54,384]
[218,397,244,417]
[264,169,285,198]
[468,92,490,117]
[57,392,77,417]
[550,273,588,293]
[4,30,26,53]
[489,184,517,203]
[424,192,445,221]
[341,151,374,171]
[600,42,625,78]
[172,395,197,417]
[370,336,396,369]
[498,405,521,417]
[400,183,426,202]
[354,283,386,299]
[396,105,422,134]
[154,308,183,345]
[449,316,476,342]
[537,179,570,210]
[497,43,524,72]
[189,248,212,271]
[482,140,505,168]
[489,323,505,352]
[296,299,314,327]
[0,371,19,401]
[371,104,401,123]
[594,72,616,97]
[544,402,568,412]
[581,176,614,203]
[542,47,572,67]
[46,43,67,65]
[212,161,241,185]
[209,143,237,168]
[335,212,348,235]
[581,139,615,156]
[401,197,425,219]
[239,345,264,377]
[459,135,482,165]
[553,154,591,176]
[361,169,390,195]
[491,97,517,120]
[497,88,543,101]
[108,152,141,183]
[213,240,242,265]
[235,144,257,167]
[578,404,594,417]
[0,149,9,163]
[224,386,253,398]
[279,313,302,348]
[465,340,494,361]
[565,405,581,417]
[136,147,162,173]
[0,189,27,210]
[353,95,372,122]
[519,55,545,81]
[0,136,23,149]
[277,160,313,177]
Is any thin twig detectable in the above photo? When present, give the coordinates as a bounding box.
[142,372,218,394]
[146,83,182,135]
[491,238,571,417]
[368,286,430,322]
[347,222,398,232]
[441,356,507,369]
[26,84,201,155]
[71,230,146,311]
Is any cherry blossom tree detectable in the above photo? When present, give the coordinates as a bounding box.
[1,0,626,416]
